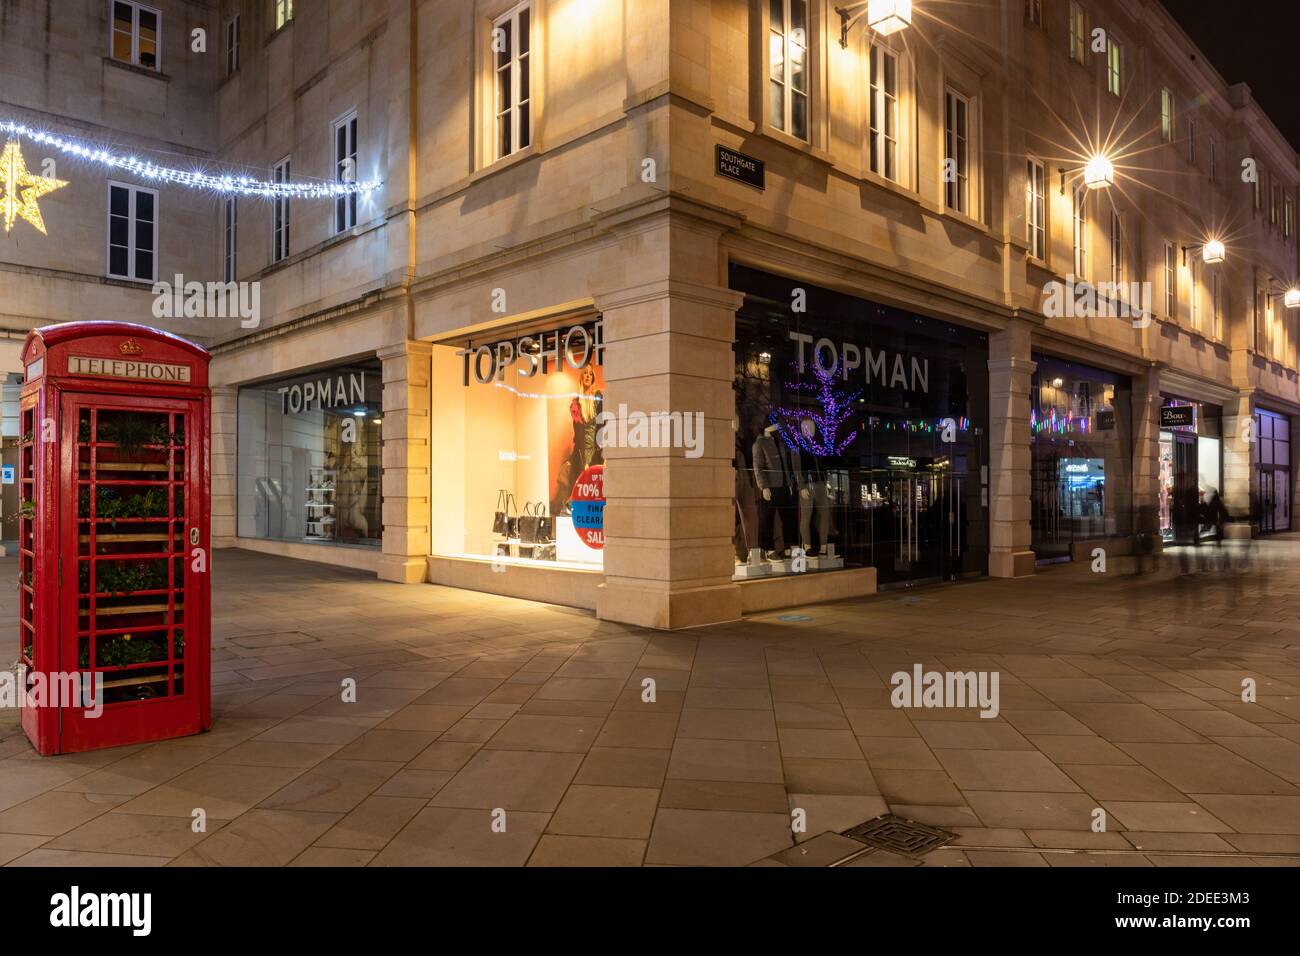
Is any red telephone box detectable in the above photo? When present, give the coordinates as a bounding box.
[17,321,211,755]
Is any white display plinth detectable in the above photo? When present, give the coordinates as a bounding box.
[556,515,602,566]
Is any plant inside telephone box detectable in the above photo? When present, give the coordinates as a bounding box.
[79,559,168,595]
[79,487,171,524]
[90,414,184,453]
[79,632,176,669]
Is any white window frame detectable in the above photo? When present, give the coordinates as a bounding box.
[1189,256,1200,331]
[1160,88,1174,143]
[1026,0,1043,28]
[1026,157,1045,260]
[1187,119,1196,164]
[491,1,532,161]
[223,196,237,283]
[272,156,291,264]
[1106,36,1122,96]
[1211,271,1222,340]
[275,0,294,31]
[1286,195,1294,240]
[1209,139,1217,183]
[1164,241,1175,318]
[769,0,810,141]
[1110,209,1123,287]
[1270,180,1279,226]
[944,87,970,215]
[1266,295,1275,356]
[225,14,240,75]
[333,109,358,234]
[1068,2,1086,64]
[110,0,162,71]
[106,181,159,283]
[1072,186,1088,279]
[868,42,899,182]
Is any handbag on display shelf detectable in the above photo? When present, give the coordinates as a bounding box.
[534,501,554,543]
[493,491,519,538]
[519,502,543,544]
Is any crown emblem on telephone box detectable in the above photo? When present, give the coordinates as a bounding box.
[119,338,145,355]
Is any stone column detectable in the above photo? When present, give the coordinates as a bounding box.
[210,385,238,548]
[377,341,432,583]
[593,277,743,629]
[1130,370,1163,547]
[1222,391,1255,537]
[987,324,1036,577]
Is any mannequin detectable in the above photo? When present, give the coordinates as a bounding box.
[796,420,832,556]
[752,424,801,561]
[733,414,757,562]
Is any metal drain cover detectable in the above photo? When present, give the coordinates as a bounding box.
[841,814,956,857]
[229,631,318,649]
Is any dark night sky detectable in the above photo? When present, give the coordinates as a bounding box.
[1158,0,1300,150]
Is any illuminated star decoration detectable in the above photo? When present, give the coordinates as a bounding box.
[0,138,68,235]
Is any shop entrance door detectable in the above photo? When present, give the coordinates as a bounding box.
[881,467,969,585]
[1275,470,1291,531]
[1170,434,1196,541]
[1259,469,1290,534]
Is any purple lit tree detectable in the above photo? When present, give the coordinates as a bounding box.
[771,360,862,456]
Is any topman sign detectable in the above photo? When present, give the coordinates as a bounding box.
[788,331,930,394]
[279,372,367,414]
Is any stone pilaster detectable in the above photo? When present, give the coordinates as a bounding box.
[1222,391,1255,536]
[593,278,743,629]
[210,385,238,548]
[1131,370,1163,531]
[377,341,433,583]
[987,325,1036,577]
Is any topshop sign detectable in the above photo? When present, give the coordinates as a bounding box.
[457,320,604,386]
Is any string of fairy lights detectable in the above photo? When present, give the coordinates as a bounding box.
[1,119,383,199]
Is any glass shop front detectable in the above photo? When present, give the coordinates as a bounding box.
[1157,395,1223,542]
[428,318,606,571]
[1255,407,1292,534]
[730,265,990,587]
[237,360,384,548]
[1030,355,1134,561]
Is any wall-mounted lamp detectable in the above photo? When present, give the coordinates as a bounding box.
[836,0,913,47]
[1265,286,1300,310]
[1059,155,1114,195]
[1182,240,1226,266]
[1083,155,1114,190]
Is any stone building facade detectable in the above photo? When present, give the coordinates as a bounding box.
[1,0,1297,629]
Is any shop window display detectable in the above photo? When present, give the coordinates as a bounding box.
[237,361,383,548]
[732,266,989,586]
[430,321,605,569]
[1030,356,1133,560]
[1254,408,1291,534]
[1156,395,1222,542]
